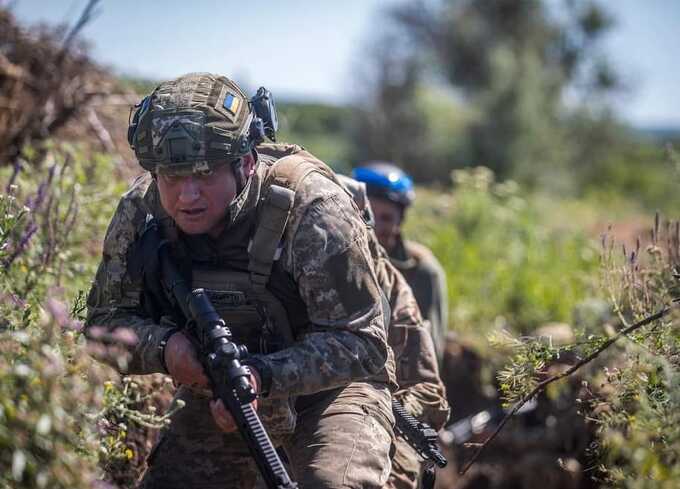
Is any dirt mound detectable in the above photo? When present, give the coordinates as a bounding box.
[0,6,141,177]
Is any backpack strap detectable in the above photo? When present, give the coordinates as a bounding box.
[248,183,295,293]
[248,152,325,294]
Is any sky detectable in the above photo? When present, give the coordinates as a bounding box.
[8,0,680,128]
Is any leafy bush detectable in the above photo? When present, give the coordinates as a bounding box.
[484,213,680,488]
[0,152,109,488]
[0,297,107,489]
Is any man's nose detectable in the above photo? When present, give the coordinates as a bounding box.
[178,177,200,202]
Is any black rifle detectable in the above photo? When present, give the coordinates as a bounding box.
[145,218,297,489]
[392,399,447,467]
[392,398,447,489]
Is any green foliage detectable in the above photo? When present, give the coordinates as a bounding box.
[404,167,599,340]
[587,216,680,487]
[5,147,127,299]
[489,213,680,487]
[95,376,178,488]
[0,143,164,488]
[595,359,680,488]
[582,138,680,214]
[0,151,110,487]
[117,76,160,96]
[0,304,106,489]
[371,0,619,186]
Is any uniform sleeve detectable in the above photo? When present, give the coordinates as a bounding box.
[85,182,174,375]
[393,326,450,430]
[254,176,392,399]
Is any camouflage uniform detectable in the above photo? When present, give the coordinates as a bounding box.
[389,236,448,365]
[86,74,395,489]
[375,241,449,489]
[339,175,449,489]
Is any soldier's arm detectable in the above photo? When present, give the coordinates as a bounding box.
[251,174,391,399]
[387,262,450,430]
[394,326,450,430]
[85,179,174,375]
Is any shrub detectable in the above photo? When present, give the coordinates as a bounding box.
[405,167,600,341]
[590,216,680,487]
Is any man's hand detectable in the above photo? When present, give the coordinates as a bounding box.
[164,331,210,388]
[210,368,260,433]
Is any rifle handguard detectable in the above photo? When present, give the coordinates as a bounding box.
[392,399,448,468]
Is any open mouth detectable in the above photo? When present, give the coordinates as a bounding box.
[180,208,206,217]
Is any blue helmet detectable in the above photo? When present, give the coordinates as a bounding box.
[351,162,415,208]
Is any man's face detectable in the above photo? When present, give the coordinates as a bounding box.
[156,155,254,237]
[368,196,403,252]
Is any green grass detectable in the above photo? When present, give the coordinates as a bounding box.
[403,168,602,345]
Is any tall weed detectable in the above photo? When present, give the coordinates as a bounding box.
[590,217,680,487]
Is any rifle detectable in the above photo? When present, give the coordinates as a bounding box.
[439,397,538,447]
[145,217,298,489]
[392,398,447,489]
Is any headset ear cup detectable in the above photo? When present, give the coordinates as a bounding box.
[127,96,150,148]
[250,87,278,141]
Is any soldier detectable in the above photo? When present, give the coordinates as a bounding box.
[352,163,448,364]
[338,174,449,489]
[85,73,396,489]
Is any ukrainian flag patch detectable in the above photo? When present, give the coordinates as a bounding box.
[223,93,240,114]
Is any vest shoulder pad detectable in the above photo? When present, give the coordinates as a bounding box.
[404,240,439,269]
[335,174,368,212]
[264,149,336,194]
[256,142,306,160]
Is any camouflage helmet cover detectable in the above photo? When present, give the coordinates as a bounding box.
[130,73,254,174]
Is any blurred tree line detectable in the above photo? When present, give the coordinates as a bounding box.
[280,0,680,213]
[355,0,619,183]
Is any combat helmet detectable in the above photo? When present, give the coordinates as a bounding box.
[352,162,415,208]
[127,73,277,175]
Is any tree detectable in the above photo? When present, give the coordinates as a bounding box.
[357,0,618,186]
[349,35,430,177]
